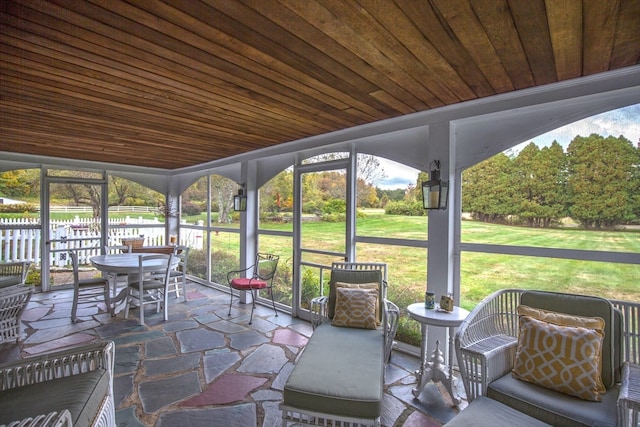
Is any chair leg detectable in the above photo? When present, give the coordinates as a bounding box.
[269,287,278,317]
[249,288,257,324]
[71,287,79,323]
[228,285,234,317]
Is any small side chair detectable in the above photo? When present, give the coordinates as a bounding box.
[227,253,279,324]
[168,245,189,301]
[124,254,174,326]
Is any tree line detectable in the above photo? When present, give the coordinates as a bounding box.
[463,134,639,229]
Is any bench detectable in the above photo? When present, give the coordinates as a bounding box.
[0,341,116,427]
[281,263,399,426]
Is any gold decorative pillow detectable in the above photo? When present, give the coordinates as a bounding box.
[517,305,605,330]
[335,282,381,324]
[512,315,606,401]
[332,287,378,330]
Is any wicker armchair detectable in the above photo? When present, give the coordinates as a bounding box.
[454,289,640,427]
[0,284,32,343]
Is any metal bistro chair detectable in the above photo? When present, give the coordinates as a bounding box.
[168,245,189,302]
[68,250,111,323]
[124,253,175,326]
[227,253,279,324]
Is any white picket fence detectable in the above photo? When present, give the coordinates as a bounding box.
[0,216,166,266]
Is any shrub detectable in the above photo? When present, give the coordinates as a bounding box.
[384,200,425,216]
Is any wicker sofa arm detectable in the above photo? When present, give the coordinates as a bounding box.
[0,341,114,391]
[3,409,73,427]
[310,296,329,329]
[455,289,523,402]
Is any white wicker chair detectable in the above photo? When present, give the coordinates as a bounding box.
[0,284,32,344]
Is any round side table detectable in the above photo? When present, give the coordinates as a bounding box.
[407,302,469,405]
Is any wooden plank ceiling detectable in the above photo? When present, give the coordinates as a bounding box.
[1,0,639,170]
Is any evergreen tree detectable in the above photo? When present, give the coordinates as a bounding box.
[567,134,636,228]
[462,153,515,222]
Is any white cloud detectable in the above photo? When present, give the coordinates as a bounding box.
[376,158,419,190]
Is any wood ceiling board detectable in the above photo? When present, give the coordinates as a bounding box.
[583,0,619,74]
[546,0,583,80]
[610,0,640,68]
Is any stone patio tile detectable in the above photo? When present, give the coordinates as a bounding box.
[157,404,256,427]
[114,373,135,407]
[272,328,308,347]
[115,405,145,427]
[139,371,201,413]
[115,344,142,375]
[271,361,294,391]
[28,316,77,330]
[390,383,457,425]
[112,330,165,346]
[385,361,414,385]
[207,319,248,334]
[162,319,199,333]
[229,330,269,350]
[252,389,282,401]
[95,319,145,339]
[203,350,241,383]
[402,409,443,427]
[261,400,283,427]
[245,316,278,333]
[193,313,220,324]
[177,328,225,353]
[146,337,177,358]
[23,333,95,356]
[382,393,409,427]
[144,353,200,377]
[25,320,101,344]
[238,344,288,375]
[286,321,314,337]
[180,373,267,406]
[21,307,50,322]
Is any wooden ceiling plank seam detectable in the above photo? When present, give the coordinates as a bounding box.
[277,0,426,113]
[396,1,496,99]
[8,3,360,127]
[582,0,619,75]
[217,0,396,117]
[237,0,405,118]
[0,26,344,135]
[321,0,451,106]
[357,0,477,103]
[506,0,557,86]
[0,53,317,138]
[545,0,583,80]
[280,0,437,111]
[610,0,640,68]
[470,0,536,90]
[130,0,386,122]
[73,0,367,126]
[429,0,515,93]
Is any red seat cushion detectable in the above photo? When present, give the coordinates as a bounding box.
[230,278,268,290]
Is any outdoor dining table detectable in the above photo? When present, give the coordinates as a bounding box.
[90,253,173,313]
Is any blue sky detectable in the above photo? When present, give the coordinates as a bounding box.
[377,103,640,190]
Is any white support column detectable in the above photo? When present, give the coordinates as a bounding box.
[239,161,258,304]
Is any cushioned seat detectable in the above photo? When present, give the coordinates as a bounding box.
[0,369,110,425]
[283,322,385,419]
[487,374,619,427]
[443,396,551,427]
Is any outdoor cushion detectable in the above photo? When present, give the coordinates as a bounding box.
[521,290,617,388]
[332,287,378,329]
[443,396,551,427]
[0,368,109,426]
[328,269,382,320]
[230,277,268,289]
[334,282,381,324]
[488,373,619,427]
[283,323,384,419]
[512,315,606,401]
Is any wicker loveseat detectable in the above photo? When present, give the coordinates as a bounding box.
[0,262,30,289]
[281,263,399,427]
[0,341,116,427]
[448,289,640,427]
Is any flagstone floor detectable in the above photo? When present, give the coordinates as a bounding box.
[3,281,467,427]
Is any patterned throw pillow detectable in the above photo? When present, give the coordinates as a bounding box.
[335,282,381,324]
[512,315,606,401]
[517,305,605,330]
[332,287,378,330]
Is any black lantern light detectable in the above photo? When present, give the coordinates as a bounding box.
[233,184,247,212]
[422,160,449,210]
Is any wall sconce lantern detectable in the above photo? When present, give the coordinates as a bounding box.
[422,160,449,210]
[233,184,247,212]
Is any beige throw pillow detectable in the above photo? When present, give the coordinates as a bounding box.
[512,315,606,401]
[332,287,378,330]
[335,282,381,325]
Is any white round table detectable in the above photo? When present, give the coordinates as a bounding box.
[407,302,469,404]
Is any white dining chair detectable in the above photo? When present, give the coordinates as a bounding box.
[104,245,132,297]
[124,253,174,326]
[168,245,189,302]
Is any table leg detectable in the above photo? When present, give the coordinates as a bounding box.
[412,323,429,398]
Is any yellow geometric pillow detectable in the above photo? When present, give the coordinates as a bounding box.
[335,282,381,324]
[517,305,605,330]
[512,315,606,401]
[332,287,378,330]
